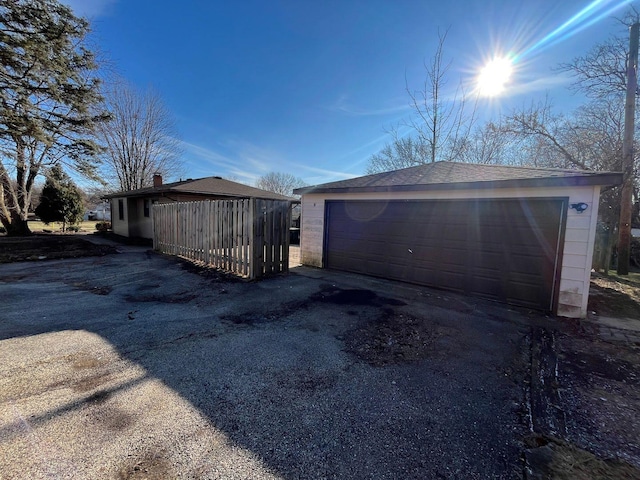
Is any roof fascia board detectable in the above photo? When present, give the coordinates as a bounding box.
[294,173,623,195]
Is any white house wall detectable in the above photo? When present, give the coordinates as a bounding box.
[300,185,602,318]
[111,198,128,237]
[127,198,154,239]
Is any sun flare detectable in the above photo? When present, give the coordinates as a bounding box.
[477,56,513,97]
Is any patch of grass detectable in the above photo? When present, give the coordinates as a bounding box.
[27,220,100,233]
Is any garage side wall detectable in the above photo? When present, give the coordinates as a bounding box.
[300,186,601,318]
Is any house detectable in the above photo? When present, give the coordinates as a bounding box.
[104,174,294,239]
[85,202,111,221]
[293,161,622,318]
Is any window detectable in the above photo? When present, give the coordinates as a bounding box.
[143,199,150,218]
[118,199,124,220]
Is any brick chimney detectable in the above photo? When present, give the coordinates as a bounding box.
[153,173,162,187]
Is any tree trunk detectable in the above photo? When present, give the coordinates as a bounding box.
[3,214,31,236]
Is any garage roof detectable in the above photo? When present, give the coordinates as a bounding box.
[294,161,623,194]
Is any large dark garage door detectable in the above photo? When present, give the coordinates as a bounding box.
[325,198,567,311]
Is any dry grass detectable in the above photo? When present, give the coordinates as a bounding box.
[27,220,101,233]
[589,271,640,318]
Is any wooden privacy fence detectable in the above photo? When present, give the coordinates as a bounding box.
[153,199,291,279]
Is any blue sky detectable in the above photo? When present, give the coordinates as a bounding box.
[64,0,634,186]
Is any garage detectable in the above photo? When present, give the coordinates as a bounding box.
[294,161,622,318]
[325,198,566,311]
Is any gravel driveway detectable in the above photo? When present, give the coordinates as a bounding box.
[0,246,532,479]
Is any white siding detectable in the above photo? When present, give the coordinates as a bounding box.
[111,198,129,237]
[300,196,325,267]
[557,185,600,318]
[299,185,602,318]
[127,198,154,239]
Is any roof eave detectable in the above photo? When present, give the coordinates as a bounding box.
[295,173,623,195]
[103,187,297,202]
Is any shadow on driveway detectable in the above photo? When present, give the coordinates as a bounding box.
[0,249,534,479]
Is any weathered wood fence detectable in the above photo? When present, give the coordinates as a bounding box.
[153,199,291,279]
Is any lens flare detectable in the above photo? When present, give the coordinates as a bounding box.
[475,0,632,98]
[477,57,513,97]
[516,0,633,61]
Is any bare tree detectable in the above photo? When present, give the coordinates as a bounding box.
[366,29,477,173]
[555,11,640,273]
[98,82,183,192]
[497,95,635,272]
[558,36,628,99]
[558,7,639,99]
[499,99,590,170]
[366,130,430,174]
[499,97,628,172]
[456,121,512,165]
[255,172,306,197]
[406,28,478,164]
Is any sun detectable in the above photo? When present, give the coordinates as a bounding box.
[477,56,513,97]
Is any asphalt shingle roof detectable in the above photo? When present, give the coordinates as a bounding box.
[104,176,295,201]
[294,161,622,194]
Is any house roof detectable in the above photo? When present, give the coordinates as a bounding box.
[294,161,623,195]
[104,176,295,201]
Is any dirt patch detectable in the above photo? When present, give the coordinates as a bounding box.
[174,256,243,282]
[0,235,117,263]
[221,312,280,325]
[275,368,337,394]
[343,310,450,366]
[589,272,640,318]
[555,330,640,468]
[309,284,406,306]
[97,405,135,431]
[73,372,114,392]
[71,282,113,295]
[524,435,640,480]
[124,291,197,304]
[560,348,639,383]
[118,451,174,480]
[68,352,108,370]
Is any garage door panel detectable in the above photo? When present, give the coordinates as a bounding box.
[507,284,545,304]
[508,254,547,273]
[439,271,467,289]
[470,278,503,297]
[325,198,565,311]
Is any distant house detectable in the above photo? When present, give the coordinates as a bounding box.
[85,202,111,222]
[103,174,294,239]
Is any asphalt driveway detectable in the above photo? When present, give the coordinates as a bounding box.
[0,246,537,479]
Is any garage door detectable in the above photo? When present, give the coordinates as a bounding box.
[324,198,567,311]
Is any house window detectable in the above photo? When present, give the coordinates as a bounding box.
[118,199,124,220]
[143,199,150,218]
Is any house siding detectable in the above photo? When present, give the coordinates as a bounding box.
[111,198,129,237]
[127,198,154,239]
[109,194,223,239]
[300,185,601,318]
